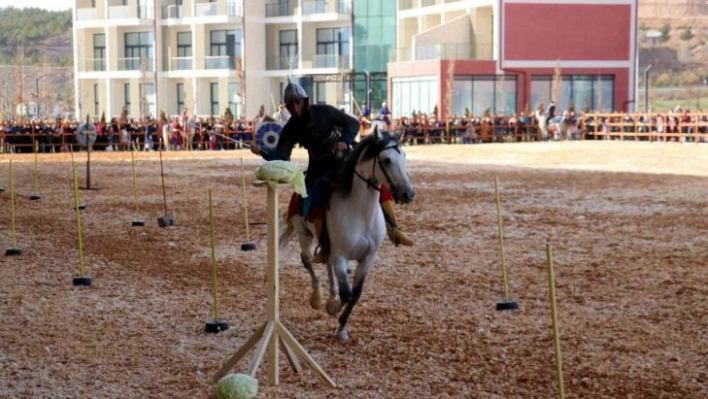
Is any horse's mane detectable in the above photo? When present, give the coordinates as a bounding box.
[335,131,396,198]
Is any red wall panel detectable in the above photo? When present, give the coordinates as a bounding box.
[503,3,631,61]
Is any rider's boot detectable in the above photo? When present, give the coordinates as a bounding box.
[312,217,329,264]
[381,200,414,246]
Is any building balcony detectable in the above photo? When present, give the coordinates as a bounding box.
[118,57,155,72]
[302,0,350,15]
[76,7,98,21]
[205,56,236,70]
[266,0,296,17]
[171,57,194,70]
[391,43,493,62]
[196,2,217,17]
[267,55,298,70]
[313,54,350,69]
[162,4,184,19]
[108,5,130,19]
[84,59,107,72]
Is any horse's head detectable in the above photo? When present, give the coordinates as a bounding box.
[366,126,415,204]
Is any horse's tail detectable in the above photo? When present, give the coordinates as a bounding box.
[278,218,295,255]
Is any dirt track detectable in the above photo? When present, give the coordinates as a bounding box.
[1,141,707,398]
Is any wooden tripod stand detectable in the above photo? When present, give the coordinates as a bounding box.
[212,182,336,388]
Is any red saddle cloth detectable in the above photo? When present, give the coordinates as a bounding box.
[286,184,394,222]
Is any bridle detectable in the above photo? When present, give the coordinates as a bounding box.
[354,140,402,199]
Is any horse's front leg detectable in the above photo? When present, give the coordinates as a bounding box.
[326,255,350,321]
[337,256,375,342]
[325,259,340,317]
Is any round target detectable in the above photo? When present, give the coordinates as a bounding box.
[256,122,285,150]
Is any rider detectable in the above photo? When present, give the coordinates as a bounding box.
[546,100,556,127]
[250,80,414,261]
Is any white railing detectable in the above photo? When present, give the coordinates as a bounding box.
[196,2,217,17]
[85,59,106,72]
[313,54,350,69]
[171,57,193,70]
[137,5,154,18]
[205,56,233,69]
[108,5,130,19]
[163,5,183,19]
[118,57,154,71]
[227,1,243,17]
[76,8,98,21]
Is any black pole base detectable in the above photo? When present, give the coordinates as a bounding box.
[205,319,229,333]
[240,242,256,251]
[496,300,519,311]
[30,194,42,201]
[79,186,101,191]
[157,215,175,228]
[77,203,87,211]
[5,247,22,256]
[0,186,5,192]
[132,219,145,227]
[73,276,92,286]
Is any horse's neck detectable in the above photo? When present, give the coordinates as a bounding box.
[345,161,384,215]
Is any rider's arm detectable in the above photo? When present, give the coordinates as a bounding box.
[329,105,360,146]
[259,121,296,161]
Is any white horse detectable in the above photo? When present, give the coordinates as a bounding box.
[279,128,415,341]
[535,109,571,141]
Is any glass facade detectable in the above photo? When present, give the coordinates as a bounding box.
[392,76,438,118]
[531,75,615,112]
[452,76,517,117]
[352,0,396,110]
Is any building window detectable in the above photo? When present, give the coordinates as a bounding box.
[530,75,614,112]
[391,76,438,118]
[209,30,242,69]
[177,83,185,113]
[124,83,130,111]
[315,81,327,104]
[210,82,219,116]
[279,30,298,69]
[124,32,153,71]
[316,27,350,68]
[93,34,105,71]
[452,75,517,116]
[94,84,99,117]
[175,32,192,70]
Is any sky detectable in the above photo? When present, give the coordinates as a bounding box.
[0,0,72,12]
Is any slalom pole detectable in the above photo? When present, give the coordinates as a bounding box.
[205,189,229,333]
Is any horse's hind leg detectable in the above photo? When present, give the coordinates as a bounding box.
[298,232,322,310]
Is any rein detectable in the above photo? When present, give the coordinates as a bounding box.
[353,142,401,195]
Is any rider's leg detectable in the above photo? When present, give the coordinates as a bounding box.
[379,185,414,246]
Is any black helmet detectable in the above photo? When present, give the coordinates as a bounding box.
[283,79,308,107]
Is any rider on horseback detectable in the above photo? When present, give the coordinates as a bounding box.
[250,79,414,261]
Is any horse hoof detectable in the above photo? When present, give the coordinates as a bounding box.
[338,329,350,342]
[326,297,342,316]
[310,290,322,310]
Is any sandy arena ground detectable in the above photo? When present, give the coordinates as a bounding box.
[0,141,707,398]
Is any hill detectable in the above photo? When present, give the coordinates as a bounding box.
[638,0,708,86]
[0,6,73,67]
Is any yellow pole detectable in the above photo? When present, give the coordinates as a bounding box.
[33,140,39,195]
[9,160,17,247]
[209,190,221,321]
[241,157,252,242]
[73,163,86,278]
[546,244,565,399]
[130,148,141,220]
[495,176,510,301]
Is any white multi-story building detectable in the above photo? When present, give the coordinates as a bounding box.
[73,0,354,121]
